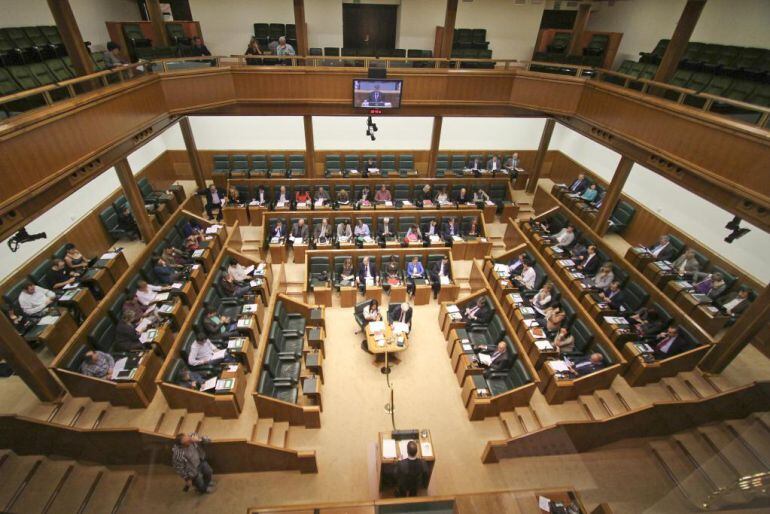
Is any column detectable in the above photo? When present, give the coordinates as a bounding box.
[440,0,459,59]
[179,117,207,190]
[46,0,94,77]
[653,0,707,84]
[567,3,592,56]
[526,118,556,194]
[0,315,64,402]
[115,158,156,242]
[699,285,770,373]
[303,115,317,177]
[293,0,309,56]
[146,0,170,47]
[427,116,443,177]
[593,156,633,236]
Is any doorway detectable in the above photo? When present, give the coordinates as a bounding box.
[342,3,398,53]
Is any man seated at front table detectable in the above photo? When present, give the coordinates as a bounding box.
[375,184,392,204]
[463,297,492,324]
[80,350,115,379]
[190,36,212,56]
[188,332,235,368]
[18,282,56,319]
[505,153,523,178]
[567,173,588,194]
[651,326,688,360]
[46,259,78,290]
[153,256,182,285]
[314,218,333,246]
[597,280,627,311]
[275,36,296,57]
[390,302,413,330]
[454,187,471,205]
[314,186,330,207]
[357,256,378,294]
[487,155,502,173]
[416,185,432,207]
[567,353,605,376]
[468,156,483,171]
[473,341,512,378]
[473,188,490,206]
[429,256,451,300]
[575,245,601,276]
[441,218,459,244]
[507,253,528,277]
[423,220,439,241]
[274,186,291,208]
[671,249,701,280]
[289,218,309,246]
[135,280,173,307]
[254,185,270,206]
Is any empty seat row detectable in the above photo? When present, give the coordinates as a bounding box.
[452,28,489,50]
[213,153,305,178]
[533,33,609,67]
[253,23,297,42]
[0,26,65,65]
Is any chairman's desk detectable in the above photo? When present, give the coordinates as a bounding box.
[263,209,491,264]
[304,247,459,307]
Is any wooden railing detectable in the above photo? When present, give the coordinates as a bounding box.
[481,381,770,463]
[0,413,317,474]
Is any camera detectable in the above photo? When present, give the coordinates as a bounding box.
[7,228,47,252]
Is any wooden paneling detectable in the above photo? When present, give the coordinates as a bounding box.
[510,74,583,115]
[161,69,236,113]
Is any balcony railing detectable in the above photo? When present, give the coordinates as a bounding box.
[1,55,767,131]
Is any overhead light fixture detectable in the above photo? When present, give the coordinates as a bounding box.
[723,216,750,243]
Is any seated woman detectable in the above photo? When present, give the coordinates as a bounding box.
[405,256,425,296]
[337,221,353,242]
[465,218,480,237]
[543,305,566,338]
[64,243,93,273]
[337,189,351,205]
[358,186,372,207]
[185,234,201,253]
[339,257,356,286]
[531,283,553,315]
[580,184,598,202]
[203,306,239,338]
[630,308,664,339]
[374,185,392,203]
[295,188,311,205]
[553,327,575,355]
[227,186,243,206]
[435,187,450,205]
[115,311,145,353]
[383,255,401,291]
[362,299,382,325]
[404,224,422,244]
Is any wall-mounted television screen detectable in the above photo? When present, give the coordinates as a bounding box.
[353,79,403,108]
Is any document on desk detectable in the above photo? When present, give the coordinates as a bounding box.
[382,438,397,459]
[429,235,441,243]
[171,282,184,290]
[478,353,492,366]
[549,360,570,372]
[155,292,170,302]
[538,495,551,512]
[604,316,628,325]
[242,304,258,313]
[535,340,554,351]
[368,321,385,333]
[420,442,433,458]
[212,349,227,361]
[446,304,459,313]
[250,279,262,287]
[139,329,157,344]
[158,303,174,313]
[558,259,575,267]
[462,342,473,352]
[452,235,463,242]
[440,275,451,285]
[201,377,217,391]
[62,282,79,290]
[192,249,205,257]
[392,321,410,334]
[493,263,509,274]
[111,357,128,380]
[206,225,222,234]
[228,338,245,349]
[216,378,234,391]
[37,315,59,326]
[237,318,251,328]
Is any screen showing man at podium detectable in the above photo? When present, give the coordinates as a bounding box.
[353,79,403,108]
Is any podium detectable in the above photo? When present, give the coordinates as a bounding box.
[377,429,435,492]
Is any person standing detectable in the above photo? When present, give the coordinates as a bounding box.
[172,433,214,494]
[395,440,428,497]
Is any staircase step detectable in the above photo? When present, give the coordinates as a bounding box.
[697,424,766,476]
[674,432,737,490]
[753,411,770,431]
[649,439,712,506]
[268,421,289,448]
[72,403,110,430]
[0,455,42,512]
[594,389,627,416]
[252,418,273,445]
[81,472,135,514]
[514,407,541,432]
[10,459,74,513]
[178,412,205,435]
[155,409,187,436]
[724,418,770,468]
[44,465,103,514]
[49,398,91,426]
[661,378,699,402]
[578,395,608,420]
[499,411,524,438]
[679,371,720,397]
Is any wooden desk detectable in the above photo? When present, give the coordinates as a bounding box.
[389,283,407,304]
[340,286,357,308]
[307,326,325,357]
[301,375,322,411]
[236,315,259,344]
[227,337,254,372]
[528,340,559,369]
[58,287,96,319]
[437,280,459,303]
[482,202,497,222]
[216,363,248,414]
[366,323,407,373]
[35,309,77,354]
[192,247,214,272]
[94,250,129,282]
[188,264,205,293]
[248,204,268,226]
[691,304,729,335]
[377,429,435,492]
[451,239,468,260]
[663,279,691,302]
[223,205,249,226]
[157,297,186,331]
[305,350,324,383]
[313,285,332,307]
[624,246,655,271]
[269,243,287,264]
[80,267,114,296]
[363,285,382,304]
[171,281,196,307]
[538,360,575,404]
[413,282,431,306]
[293,242,309,264]
[621,342,660,387]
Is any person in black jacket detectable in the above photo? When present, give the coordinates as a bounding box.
[463,297,492,325]
[576,245,601,276]
[201,184,225,221]
[190,36,212,56]
[394,441,428,497]
[115,312,144,352]
[389,302,413,329]
[429,256,451,299]
[475,341,513,378]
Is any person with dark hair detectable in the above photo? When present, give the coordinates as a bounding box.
[203,306,238,338]
[394,440,428,497]
[117,206,140,240]
[429,256,450,300]
[104,42,128,69]
[188,332,232,367]
[190,36,211,57]
[463,297,491,324]
[153,256,180,285]
[46,259,77,290]
[172,433,214,494]
[115,311,144,352]
[63,243,92,272]
[362,299,381,325]
[245,37,263,65]
[201,184,225,221]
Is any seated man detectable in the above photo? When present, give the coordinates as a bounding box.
[454,187,471,205]
[357,256,379,294]
[442,218,459,243]
[289,218,309,246]
[415,185,432,207]
[227,260,251,284]
[153,256,181,285]
[507,253,528,277]
[122,296,161,329]
[505,152,523,178]
[18,282,56,318]
[598,281,627,311]
[390,302,413,329]
[314,186,330,207]
[80,350,115,379]
[115,312,145,352]
[718,287,752,319]
[406,256,425,296]
[645,235,676,262]
[203,306,239,338]
[270,220,286,242]
[274,186,291,208]
[567,174,588,194]
[423,220,439,241]
[487,155,502,173]
[567,353,605,376]
[511,262,536,291]
[46,259,78,290]
[468,156,482,171]
[117,206,140,240]
[429,256,451,300]
[463,297,492,324]
[474,341,512,378]
[652,326,688,360]
[188,332,234,367]
[220,274,251,299]
[672,249,700,279]
[546,225,576,249]
[178,368,205,390]
[576,245,600,275]
[473,188,490,205]
[374,185,392,204]
[314,218,333,245]
[135,280,172,306]
[253,185,270,206]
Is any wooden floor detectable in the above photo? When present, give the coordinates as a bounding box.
[1,181,768,514]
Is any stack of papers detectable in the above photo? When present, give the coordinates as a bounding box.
[420,442,433,458]
[392,321,410,334]
[382,438,397,459]
[549,360,570,372]
[100,252,118,259]
[558,259,575,267]
[139,329,157,343]
[604,316,628,325]
[155,292,170,302]
[63,282,79,290]
[212,349,227,360]
[368,321,385,332]
[446,304,459,313]
[192,249,204,257]
[270,237,281,244]
[201,377,218,391]
[439,276,451,285]
[227,338,245,349]
[171,282,184,290]
[478,353,492,366]
[37,315,59,326]
[158,303,174,313]
[535,340,554,351]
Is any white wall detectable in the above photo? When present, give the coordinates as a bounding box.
[439,117,546,150]
[0,0,140,52]
[0,137,166,282]
[397,0,445,51]
[162,116,306,150]
[313,116,433,150]
[551,123,770,284]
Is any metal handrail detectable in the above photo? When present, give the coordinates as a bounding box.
[701,470,770,509]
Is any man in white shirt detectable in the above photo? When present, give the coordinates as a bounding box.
[507,253,527,277]
[276,186,290,206]
[188,333,232,367]
[514,262,537,290]
[18,282,56,317]
[227,261,250,283]
[646,235,675,261]
[135,280,171,306]
[548,225,575,248]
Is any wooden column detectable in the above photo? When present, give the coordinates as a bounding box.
[293,0,309,56]
[115,158,156,242]
[146,0,170,47]
[593,156,633,236]
[46,0,94,77]
[427,116,443,177]
[526,118,556,194]
[440,0,459,59]
[699,285,770,373]
[0,315,64,402]
[303,115,316,177]
[653,0,707,84]
[567,3,592,56]
[179,117,207,190]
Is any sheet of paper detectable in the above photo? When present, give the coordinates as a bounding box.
[535,340,553,350]
[237,318,251,327]
[37,315,59,326]
[382,439,397,459]
[478,353,492,366]
[446,304,459,313]
[242,304,258,313]
[111,357,128,379]
[100,252,118,259]
[192,249,204,257]
[62,282,79,290]
[549,360,570,372]
[440,275,451,285]
[392,321,410,334]
[155,292,170,302]
[421,442,433,458]
[171,282,184,290]
[201,377,217,391]
[228,338,244,349]
[212,349,227,360]
[368,321,384,333]
[216,378,234,390]
[538,496,551,512]
[398,440,411,458]
[139,329,156,343]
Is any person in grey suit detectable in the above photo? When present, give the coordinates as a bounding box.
[646,235,676,261]
[337,221,353,241]
[486,155,502,172]
[672,249,700,279]
[569,353,605,376]
[289,219,309,245]
[314,218,332,244]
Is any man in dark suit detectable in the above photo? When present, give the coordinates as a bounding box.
[201,184,226,221]
[463,297,492,325]
[394,441,428,497]
[442,218,459,244]
[476,341,513,378]
[599,281,627,311]
[429,256,451,299]
[718,287,752,319]
[389,302,413,329]
[577,245,601,276]
[646,235,676,262]
[114,312,144,352]
[652,326,688,360]
[568,174,588,194]
[367,85,384,105]
[569,353,605,376]
[486,155,502,172]
[357,256,378,294]
[454,187,471,205]
[469,157,483,171]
